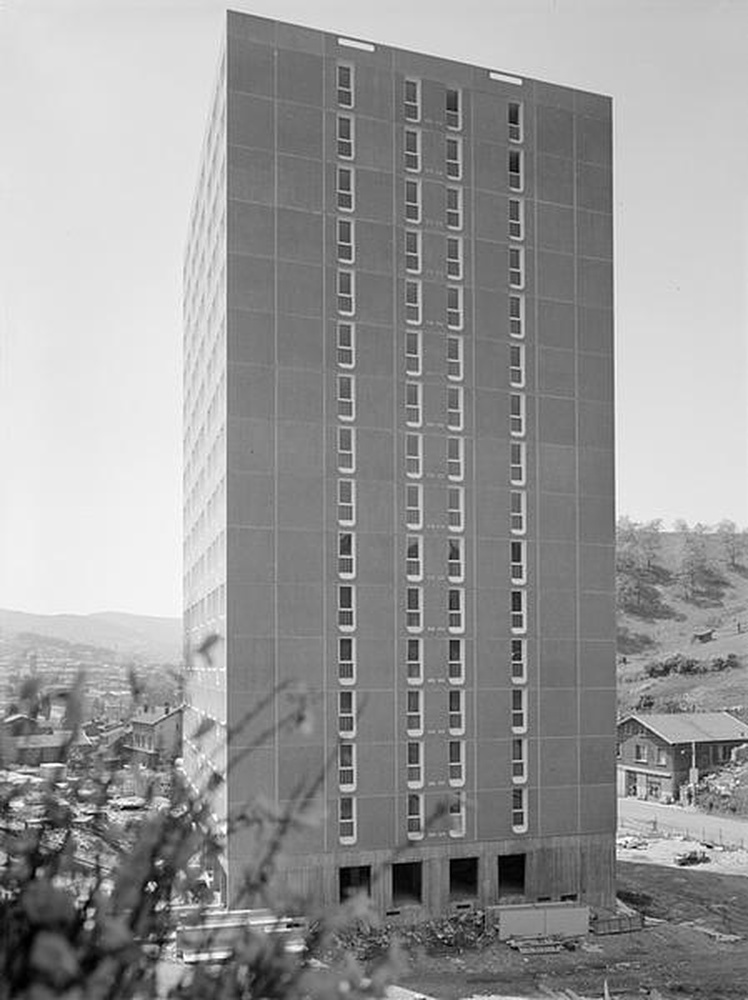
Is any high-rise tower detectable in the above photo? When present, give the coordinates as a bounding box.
[183,10,616,914]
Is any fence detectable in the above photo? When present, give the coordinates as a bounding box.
[620,811,748,849]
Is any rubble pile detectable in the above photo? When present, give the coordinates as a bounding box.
[332,909,497,960]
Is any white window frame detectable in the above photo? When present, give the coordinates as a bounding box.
[406,432,422,478]
[406,740,424,788]
[509,246,525,289]
[339,741,356,791]
[406,689,423,735]
[510,442,526,486]
[447,436,464,481]
[337,218,355,264]
[406,534,423,581]
[406,637,423,684]
[512,737,527,784]
[509,343,525,387]
[510,392,526,437]
[446,236,463,280]
[447,537,464,583]
[512,787,527,833]
[509,294,525,338]
[448,739,465,787]
[511,539,526,585]
[447,486,464,532]
[405,381,422,427]
[448,637,464,683]
[339,795,357,844]
[445,87,462,130]
[406,586,423,632]
[405,279,422,325]
[339,690,356,736]
[338,584,355,631]
[338,478,355,526]
[447,385,464,430]
[338,636,356,684]
[405,179,421,223]
[338,269,355,315]
[336,165,355,212]
[511,589,527,635]
[447,335,464,381]
[404,128,421,172]
[405,230,422,273]
[337,426,355,473]
[508,148,523,191]
[448,688,465,735]
[449,791,466,838]
[404,78,421,122]
[511,638,527,683]
[511,687,527,734]
[446,135,462,179]
[405,329,422,376]
[446,186,463,230]
[508,198,524,240]
[510,490,526,535]
[338,531,356,578]
[405,483,423,529]
[337,321,355,368]
[448,587,465,634]
[407,792,424,840]
[337,63,354,108]
[508,101,523,143]
[447,285,463,330]
[337,115,355,159]
[337,374,355,421]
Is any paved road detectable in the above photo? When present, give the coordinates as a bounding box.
[619,796,748,848]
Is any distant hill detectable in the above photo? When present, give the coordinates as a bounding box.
[617,530,748,714]
[0,609,181,664]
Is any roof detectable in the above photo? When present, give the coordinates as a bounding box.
[12,731,91,750]
[131,705,183,727]
[620,712,748,745]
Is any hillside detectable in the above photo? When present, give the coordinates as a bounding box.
[0,608,181,664]
[617,530,748,713]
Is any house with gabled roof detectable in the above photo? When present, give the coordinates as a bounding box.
[617,712,748,802]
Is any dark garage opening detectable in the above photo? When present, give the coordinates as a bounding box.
[339,865,372,902]
[498,853,526,897]
[392,861,422,905]
[449,857,478,898]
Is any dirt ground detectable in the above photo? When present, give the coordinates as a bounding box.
[398,860,748,1000]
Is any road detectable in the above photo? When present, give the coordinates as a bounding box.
[619,796,748,848]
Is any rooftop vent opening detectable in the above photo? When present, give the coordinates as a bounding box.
[338,37,375,52]
[489,71,523,86]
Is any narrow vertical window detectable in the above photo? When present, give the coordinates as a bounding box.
[338,584,355,631]
[446,236,463,279]
[448,588,464,633]
[404,78,421,121]
[406,638,423,683]
[447,286,463,329]
[509,294,525,338]
[405,329,422,376]
[339,690,356,735]
[510,443,526,485]
[405,279,422,324]
[508,101,523,142]
[406,535,423,580]
[338,531,356,577]
[447,486,464,531]
[405,179,421,223]
[510,590,527,634]
[509,247,524,288]
[510,540,526,584]
[511,688,527,733]
[512,738,527,783]
[405,230,422,273]
[508,149,523,191]
[406,689,423,734]
[449,791,466,837]
[405,381,422,426]
[508,198,524,240]
[446,136,462,179]
[447,437,464,481]
[447,335,463,381]
[406,741,423,787]
[337,374,355,420]
[448,740,465,786]
[338,479,355,525]
[512,788,527,832]
[337,166,355,211]
[406,587,423,632]
[337,64,354,108]
[339,742,356,790]
[406,484,423,529]
[337,219,354,263]
[337,426,355,472]
[448,638,464,682]
[448,689,465,734]
[404,129,421,172]
[447,385,464,430]
[510,393,526,437]
[339,796,356,843]
[337,115,354,159]
[510,490,526,535]
[446,187,463,229]
[511,638,527,682]
[337,322,355,368]
[447,538,464,582]
[337,269,355,314]
[445,88,461,130]
[405,433,422,478]
[338,636,356,683]
[509,343,525,386]
[407,793,424,839]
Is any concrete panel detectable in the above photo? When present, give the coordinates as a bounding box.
[278,154,323,210]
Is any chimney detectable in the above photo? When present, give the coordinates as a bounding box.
[164,703,170,715]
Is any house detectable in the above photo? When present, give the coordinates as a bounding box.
[617,712,748,802]
[123,704,183,767]
[11,730,92,766]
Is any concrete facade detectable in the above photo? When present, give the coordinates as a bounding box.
[183,10,616,914]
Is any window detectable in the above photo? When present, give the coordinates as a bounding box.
[449,791,466,837]
[510,491,526,535]
[510,442,526,485]
[448,588,464,633]
[447,335,463,381]
[405,230,421,273]
[404,129,421,172]
[448,689,465,734]
[339,690,356,736]
[657,748,667,766]
[508,101,523,142]
[512,788,527,832]
[509,294,525,338]
[407,741,423,787]
[339,742,356,790]
[446,136,462,179]
[446,88,461,130]
[338,426,355,472]
[405,329,422,375]
[405,279,422,324]
[406,535,422,580]
[635,744,647,763]
[392,861,423,903]
[404,78,421,121]
[339,866,371,901]
[447,538,463,582]
[406,586,423,631]
[447,437,464,481]
[338,269,355,314]
[448,638,464,682]
[406,638,423,683]
[511,638,526,682]
[447,286,463,329]
[449,740,465,786]
[406,484,423,529]
[406,689,423,735]
[406,433,422,478]
[447,486,464,531]
[508,149,523,190]
[337,374,355,420]
[339,796,356,843]
[337,115,354,159]
[407,793,424,839]
[498,853,526,896]
[511,540,526,585]
[446,187,463,229]
[338,532,356,578]
[405,381,422,426]
[337,322,355,368]
[338,479,355,525]
[447,385,463,430]
[337,219,354,263]
[337,63,354,107]
[446,236,463,279]
[510,393,526,437]
[339,585,355,630]
[509,344,525,386]
[405,179,421,223]
[509,247,524,288]
[511,590,527,634]
[508,198,524,240]
[338,636,356,683]
[337,166,355,211]
[511,688,527,733]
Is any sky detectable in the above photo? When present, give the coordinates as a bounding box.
[0,0,747,618]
